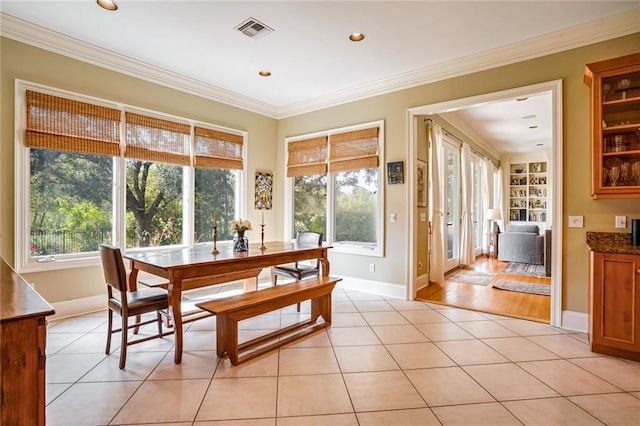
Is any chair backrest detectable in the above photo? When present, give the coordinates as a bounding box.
[99,244,128,293]
[296,231,323,247]
[295,232,323,268]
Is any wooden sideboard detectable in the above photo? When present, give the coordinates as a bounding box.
[1,258,55,426]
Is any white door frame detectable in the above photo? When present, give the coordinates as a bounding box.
[406,80,563,327]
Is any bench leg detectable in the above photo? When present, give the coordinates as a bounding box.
[227,319,240,365]
[311,293,332,324]
[216,315,230,358]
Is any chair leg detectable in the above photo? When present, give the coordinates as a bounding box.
[272,275,278,286]
[157,311,163,335]
[105,309,113,355]
[119,315,128,369]
[296,302,301,312]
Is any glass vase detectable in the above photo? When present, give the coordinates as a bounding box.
[233,232,249,252]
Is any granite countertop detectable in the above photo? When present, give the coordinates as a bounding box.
[586,232,640,255]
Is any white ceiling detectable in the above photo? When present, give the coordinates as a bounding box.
[1,1,638,155]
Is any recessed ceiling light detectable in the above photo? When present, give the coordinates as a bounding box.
[97,0,118,11]
[516,97,528,102]
[529,125,538,129]
[522,114,536,119]
[258,70,271,77]
[349,33,365,42]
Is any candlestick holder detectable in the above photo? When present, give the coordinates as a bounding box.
[211,224,220,255]
[259,223,267,251]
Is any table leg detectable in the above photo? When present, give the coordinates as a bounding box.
[167,278,183,364]
[128,263,142,333]
[243,277,258,292]
[320,253,330,277]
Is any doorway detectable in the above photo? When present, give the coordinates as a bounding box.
[406,80,563,327]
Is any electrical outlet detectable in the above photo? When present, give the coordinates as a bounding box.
[615,215,627,229]
[369,263,375,272]
[390,213,396,223]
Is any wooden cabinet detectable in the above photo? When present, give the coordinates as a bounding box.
[584,52,640,199]
[1,258,55,426]
[508,161,547,223]
[589,251,640,361]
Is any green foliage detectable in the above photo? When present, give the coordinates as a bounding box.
[194,168,237,241]
[29,149,113,254]
[293,175,327,235]
[125,160,183,247]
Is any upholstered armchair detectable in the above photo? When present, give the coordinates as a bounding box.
[497,224,544,265]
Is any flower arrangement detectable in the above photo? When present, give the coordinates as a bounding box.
[231,219,252,234]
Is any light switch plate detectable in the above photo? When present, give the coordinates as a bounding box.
[615,215,627,228]
[420,213,427,222]
[568,216,584,228]
[390,213,396,223]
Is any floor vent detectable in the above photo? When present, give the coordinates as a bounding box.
[234,17,274,40]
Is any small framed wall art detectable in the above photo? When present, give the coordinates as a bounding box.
[387,161,404,184]
[417,160,427,207]
[255,171,273,209]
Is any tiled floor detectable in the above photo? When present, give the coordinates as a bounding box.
[45,286,640,425]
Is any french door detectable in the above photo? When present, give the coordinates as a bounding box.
[471,155,484,256]
[443,140,460,272]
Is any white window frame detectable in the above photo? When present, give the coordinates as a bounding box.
[284,120,385,257]
[14,80,246,273]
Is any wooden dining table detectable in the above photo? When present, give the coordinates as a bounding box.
[124,241,331,364]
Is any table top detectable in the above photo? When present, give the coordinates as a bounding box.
[1,258,55,322]
[123,241,331,270]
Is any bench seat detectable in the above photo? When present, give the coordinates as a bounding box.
[196,275,341,365]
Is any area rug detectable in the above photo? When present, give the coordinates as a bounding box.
[492,280,551,296]
[502,262,546,277]
[445,269,497,286]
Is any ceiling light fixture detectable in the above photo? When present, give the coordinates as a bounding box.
[97,0,118,11]
[536,143,544,146]
[349,33,365,42]
[516,97,528,102]
[259,70,271,77]
[529,125,538,129]
[522,114,536,119]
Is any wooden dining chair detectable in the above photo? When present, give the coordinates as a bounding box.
[272,232,323,311]
[99,244,172,369]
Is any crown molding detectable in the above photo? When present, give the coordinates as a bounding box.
[2,8,638,120]
[437,113,501,160]
[0,13,278,118]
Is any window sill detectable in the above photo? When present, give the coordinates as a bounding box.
[332,243,383,257]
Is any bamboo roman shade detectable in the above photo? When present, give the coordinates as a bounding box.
[25,90,121,156]
[194,126,244,170]
[125,112,191,166]
[329,127,379,173]
[286,136,328,177]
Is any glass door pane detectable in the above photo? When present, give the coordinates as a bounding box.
[444,141,460,271]
[471,158,483,255]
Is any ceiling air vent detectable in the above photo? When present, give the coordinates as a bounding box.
[234,17,274,40]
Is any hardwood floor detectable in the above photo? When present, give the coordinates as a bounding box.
[416,257,551,323]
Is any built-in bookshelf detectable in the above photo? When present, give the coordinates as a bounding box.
[509,162,547,223]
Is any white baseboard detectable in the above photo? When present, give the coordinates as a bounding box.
[334,275,405,299]
[415,274,430,294]
[561,310,589,333]
[50,294,105,320]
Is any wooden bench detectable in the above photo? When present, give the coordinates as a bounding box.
[196,275,341,365]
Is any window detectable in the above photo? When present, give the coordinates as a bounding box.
[15,82,246,272]
[285,121,384,256]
